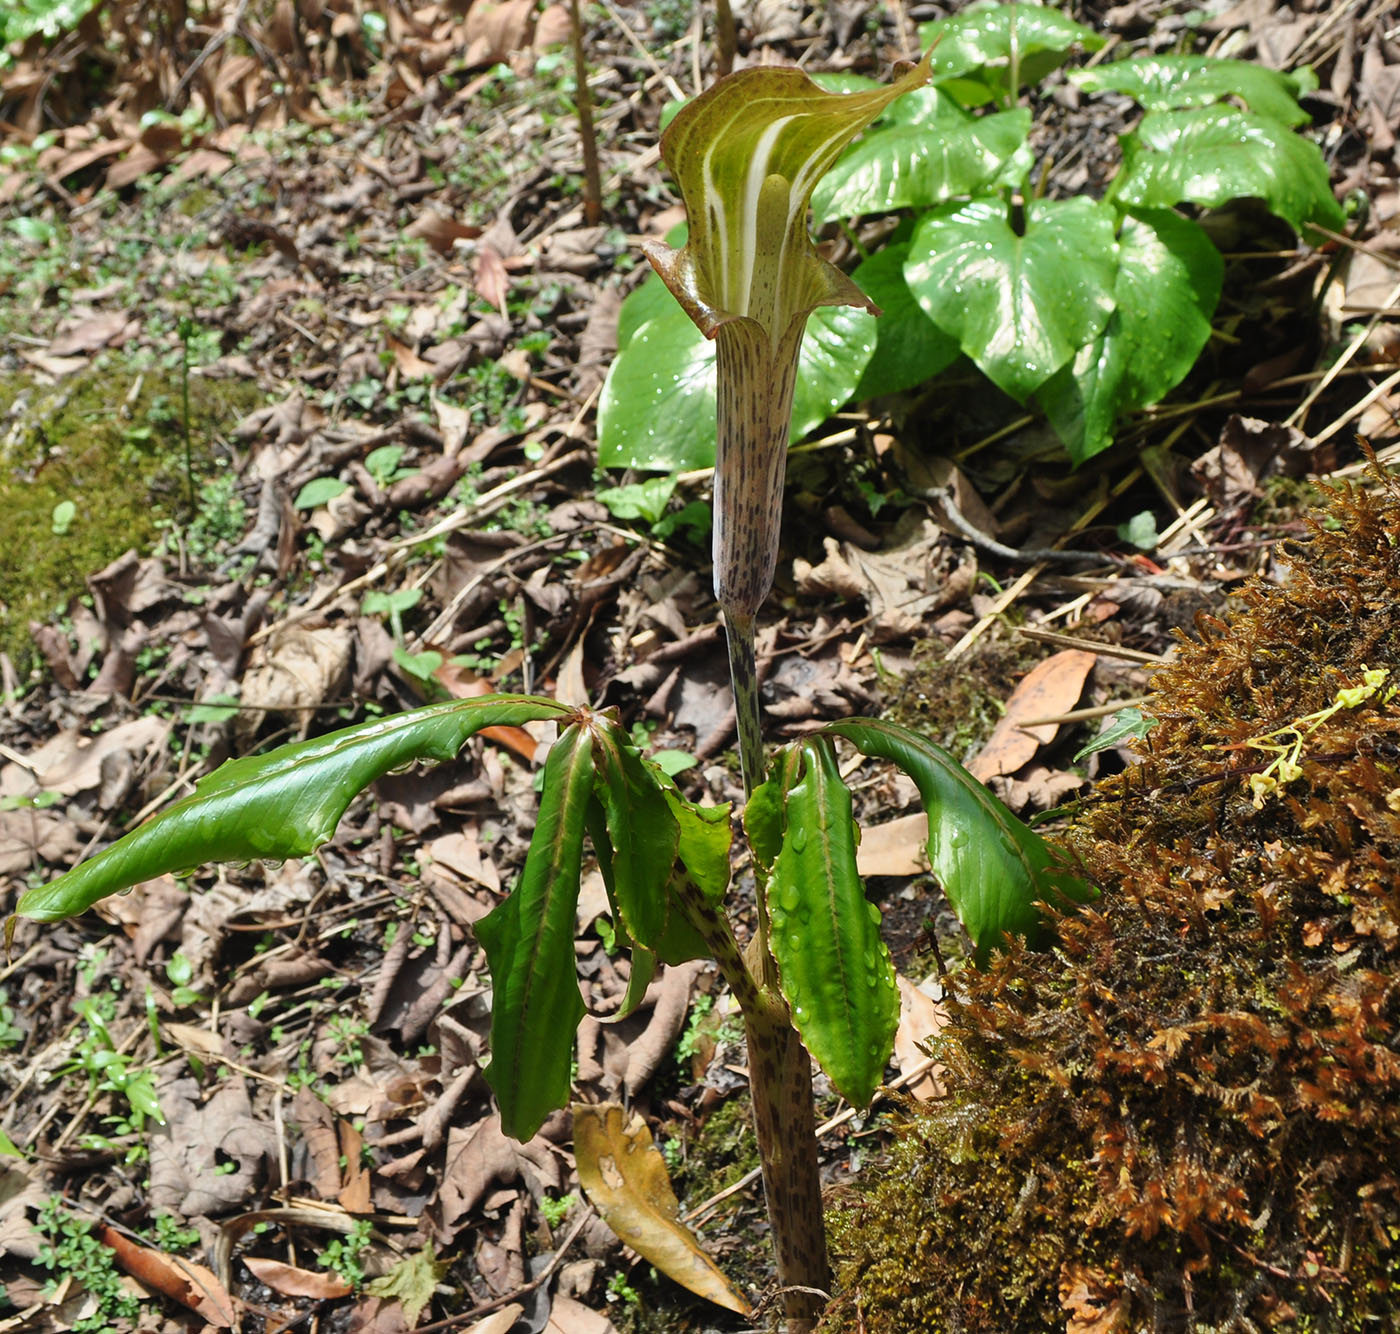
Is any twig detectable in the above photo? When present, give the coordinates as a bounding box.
[412,1204,597,1332]
[1015,627,1172,666]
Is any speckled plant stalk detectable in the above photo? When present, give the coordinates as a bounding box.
[643,54,931,1331]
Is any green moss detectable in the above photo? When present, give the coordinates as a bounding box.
[0,362,263,670]
[885,629,1041,763]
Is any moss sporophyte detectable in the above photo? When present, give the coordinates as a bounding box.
[15,53,1092,1334]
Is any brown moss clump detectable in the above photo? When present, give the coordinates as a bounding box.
[822,475,1400,1333]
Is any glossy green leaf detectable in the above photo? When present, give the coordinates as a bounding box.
[667,790,732,905]
[15,695,569,924]
[583,798,659,1022]
[1036,208,1223,464]
[905,195,1119,402]
[850,243,961,399]
[811,92,1031,220]
[591,727,681,949]
[598,295,876,471]
[1071,54,1313,127]
[769,739,897,1108]
[1112,107,1345,235]
[918,3,1105,101]
[823,718,1095,964]
[478,725,594,1141]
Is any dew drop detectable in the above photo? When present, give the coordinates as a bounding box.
[866,901,881,924]
[779,881,801,913]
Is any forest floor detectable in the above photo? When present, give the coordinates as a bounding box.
[0,0,1397,1330]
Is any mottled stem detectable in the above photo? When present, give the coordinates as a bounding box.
[724,609,767,799]
[744,982,829,1332]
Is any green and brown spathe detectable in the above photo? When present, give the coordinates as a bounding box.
[821,472,1400,1333]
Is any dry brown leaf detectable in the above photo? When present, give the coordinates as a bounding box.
[404,210,480,256]
[28,716,170,797]
[339,1117,373,1212]
[968,649,1096,782]
[473,243,510,317]
[44,308,138,357]
[546,1293,621,1334]
[1060,1264,1130,1334]
[387,336,437,380]
[855,812,929,878]
[572,1104,750,1316]
[462,0,535,67]
[433,660,538,763]
[894,975,948,1101]
[238,625,352,741]
[95,1224,236,1326]
[463,1306,524,1334]
[0,809,80,874]
[243,1255,353,1300]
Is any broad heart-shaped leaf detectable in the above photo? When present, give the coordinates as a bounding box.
[14,695,569,924]
[810,90,1031,221]
[918,2,1105,102]
[1070,55,1314,128]
[1112,107,1345,236]
[1037,208,1224,464]
[851,242,961,399]
[767,739,898,1109]
[597,289,875,471]
[905,195,1119,403]
[822,718,1095,965]
[478,724,593,1142]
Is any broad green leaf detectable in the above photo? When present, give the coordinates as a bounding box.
[16,695,569,924]
[1036,208,1223,464]
[918,3,1105,101]
[293,476,350,510]
[596,475,678,524]
[905,195,1119,402]
[823,717,1095,964]
[769,739,898,1109]
[478,725,594,1141]
[590,727,681,948]
[598,297,876,472]
[1071,55,1313,127]
[811,93,1032,220]
[1112,107,1345,235]
[851,243,961,399]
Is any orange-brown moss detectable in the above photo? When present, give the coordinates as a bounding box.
[822,473,1400,1332]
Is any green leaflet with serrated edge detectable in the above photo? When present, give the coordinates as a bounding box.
[478,724,594,1141]
[769,738,898,1109]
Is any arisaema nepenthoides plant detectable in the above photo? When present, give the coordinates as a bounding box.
[10,51,1092,1334]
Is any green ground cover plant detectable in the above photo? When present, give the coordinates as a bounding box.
[12,52,1094,1333]
[598,2,1343,477]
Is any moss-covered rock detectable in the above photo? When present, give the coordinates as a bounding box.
[822,475,1400,1332]
[0,363,262,669]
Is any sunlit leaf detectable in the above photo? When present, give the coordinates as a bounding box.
[904,195,1118,402]
[1071,54,1313,127]
[1112,106,1345,235]
[478,724,594,1141]
[812,91,1031,220]
[850,242,961,399]
[598,296,876,471]
[918,2,1105,102]
[768,739,898,1109]
[823,718,1095,964]
[1036,208,1222,464]
[15,696,568,924]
